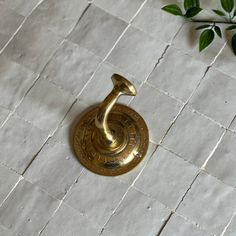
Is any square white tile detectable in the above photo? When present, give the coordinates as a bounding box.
[102,187,171,236]
[41,203,101,236]
[147,47,207,102]
[24,141,83,199]
[107,26,167,80]
[94,0,144,22]
[16,78,75,134]
[205,131,236,188]
[42,40,101,96]
[0,55,37,110]
[162,106,224,167]
[189,68,236,127]
[0,114,48,173]
[28,0,88,37]
[0,0,41,16]
[135,146,198,209]
[3,17,62,73]
[0,4,23,50]
[68,4,127,58]
[177,171,236,235]
[65,170,129,226]
[130,83,182,143]
[132,0,184,43]
[0,179,59,236]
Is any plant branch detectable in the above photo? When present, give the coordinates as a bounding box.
[189,19,236,24]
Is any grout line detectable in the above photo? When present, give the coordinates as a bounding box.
[129,0,148,24]
[0,176,23,209]
[38,170,86,235]
[128,44,171,106]
[159,65,211,145]
[220,212,236,236]
[175,172,201,211]
[201,130,226,170]
[156,171,201,236]
[156,212,174,236]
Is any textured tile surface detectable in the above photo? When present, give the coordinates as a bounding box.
[148,47,206,102]
[0,4,24,50]
[0,1,236,235]
[68,4,127,58]
[102,188,171,236]
[0,55,37,110]
[0,106,10,127]
[24,141,83,199]
[41,203,101,236]
[28,0,88,37]
[0,179,59,236]
[94,0,144,22]
[0,114,47,173]
[0,164,20,204]
[162,106,224,167]
[3,17,62,73]
[65,170,129,226]
[42,40,101,95]
[189,68,236,127]
[213,44,236,80]
[16,78,75,134]
[205,131,236,188]
[161,214,212,236]
[135,146,198,209]
[107,26,167,80]
[224,214,236,236]
[177,171,236,234]
[130,83,182,143]
[132,0,183,43]
[0,225,14,236]
[0,0,41,16]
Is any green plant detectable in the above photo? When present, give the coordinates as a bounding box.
[162,0,236,55]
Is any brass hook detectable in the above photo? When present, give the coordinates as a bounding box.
[73,74,149,176]
[95,74,136,148]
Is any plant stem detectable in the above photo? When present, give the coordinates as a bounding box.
[189,19,236,24]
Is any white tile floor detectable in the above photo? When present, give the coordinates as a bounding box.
[0,0,236,235]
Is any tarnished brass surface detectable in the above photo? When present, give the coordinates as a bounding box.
[73,74,149,176]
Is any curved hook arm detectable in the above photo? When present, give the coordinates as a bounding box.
[95,74,136,147]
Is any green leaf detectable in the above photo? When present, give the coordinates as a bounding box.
[185,7,202,18]
[231,33,236,55]
[184,0,200,10]
[220,0,234,13]
[212,9,226,16]
[226,25,236,30]
[199,29,215,52]
[196,24,211,30]
[234,9,236,17]
[214,26,222,38]
[162,4,183,16]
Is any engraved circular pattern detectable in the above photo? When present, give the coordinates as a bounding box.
[73,104,149,176]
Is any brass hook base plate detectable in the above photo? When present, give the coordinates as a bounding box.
[73,104,149,176]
